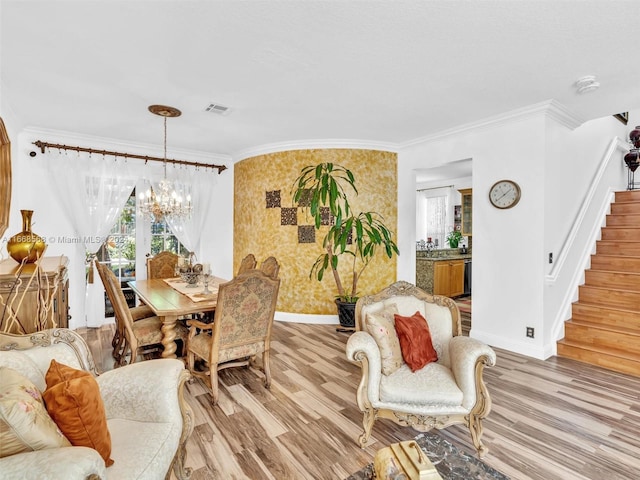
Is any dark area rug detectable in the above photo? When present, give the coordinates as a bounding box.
[345,432,509,480]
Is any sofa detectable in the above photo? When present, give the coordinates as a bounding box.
[0,328,194,479]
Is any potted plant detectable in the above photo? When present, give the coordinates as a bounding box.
[292,163,399,329]
[446,229,463,248]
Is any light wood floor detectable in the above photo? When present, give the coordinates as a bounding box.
[80,322,640,480]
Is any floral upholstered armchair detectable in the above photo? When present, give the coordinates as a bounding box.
[345,281,496,457]
[0,328,193,479]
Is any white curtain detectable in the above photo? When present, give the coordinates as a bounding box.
[426,195,448,248]
[161,166,217,260]
[47,151,136,327]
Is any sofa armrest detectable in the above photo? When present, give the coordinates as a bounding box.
[449,336,496,410]
[97,358,187,423]
[0,446,106,480]
[346,331,383,404]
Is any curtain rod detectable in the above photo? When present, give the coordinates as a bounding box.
[32,140,227,174]
[416,184,454,192]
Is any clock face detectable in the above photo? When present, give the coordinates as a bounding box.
[489,180,521,209]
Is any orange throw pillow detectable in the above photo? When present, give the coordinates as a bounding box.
[43,360,114,467]
[394,311,438,372]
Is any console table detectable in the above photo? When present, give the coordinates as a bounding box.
[0,256,69,334]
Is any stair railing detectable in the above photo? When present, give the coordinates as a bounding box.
[547,136,629,344]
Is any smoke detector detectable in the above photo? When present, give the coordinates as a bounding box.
[205,102,231,115]
[575,75,600,94]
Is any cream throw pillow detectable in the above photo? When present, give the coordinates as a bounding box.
[365,304,403,375]
[0,366,70,458]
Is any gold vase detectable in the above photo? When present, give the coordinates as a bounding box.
[7,209,47,263]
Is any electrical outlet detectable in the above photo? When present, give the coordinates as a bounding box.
[526,327,535,338]
[548,253,553,264]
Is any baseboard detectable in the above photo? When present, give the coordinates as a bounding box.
[275,311,339,325]
[470,329,548,360]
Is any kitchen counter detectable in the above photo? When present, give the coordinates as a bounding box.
[416,249,472,296]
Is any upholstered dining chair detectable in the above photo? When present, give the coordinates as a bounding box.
[345,281,496,457]
[97,261,189,365]
[237,253,257,275]
[185,269,280,404]
[94,260,155,365]
[259,256,280,279]
[147,250,179,279]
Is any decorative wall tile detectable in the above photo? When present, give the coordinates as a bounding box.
[298,225,315,244]
[297,189,312,207]
[281,207,297,226]
[266,190,281,208]
[320,207,333,226]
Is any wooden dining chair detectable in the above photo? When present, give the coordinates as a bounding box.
[259,256,280,279]
[147,250,179,279]
[97,261,189,365]
[94,260,156,364]
[186,269,280,404]
[237,253,257,275]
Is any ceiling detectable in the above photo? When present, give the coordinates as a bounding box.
[2,1,639,161]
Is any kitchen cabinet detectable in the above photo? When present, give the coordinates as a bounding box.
[459,188,472,236]
[0,256,69,334]
[433,259,465,297]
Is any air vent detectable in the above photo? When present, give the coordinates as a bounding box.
[205,103,230,115]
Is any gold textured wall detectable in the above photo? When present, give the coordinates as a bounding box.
[234,149,398,315]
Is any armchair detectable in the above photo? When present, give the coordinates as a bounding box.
[0,328,194,479]
[345,281,496,457]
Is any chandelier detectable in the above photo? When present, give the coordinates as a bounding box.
[139,105,193,221]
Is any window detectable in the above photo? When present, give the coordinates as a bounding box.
[150,220,189,256]
[425,195,448,248]
[96,190,137,316]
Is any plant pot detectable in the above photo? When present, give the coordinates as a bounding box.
[335,298,356,329]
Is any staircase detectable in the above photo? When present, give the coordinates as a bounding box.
[557,190,640,376]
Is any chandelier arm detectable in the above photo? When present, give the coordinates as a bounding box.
[32,140,227,174]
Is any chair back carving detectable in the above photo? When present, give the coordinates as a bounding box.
[259,256,280,279]
[237,253,257,275]
[147,251,179,279]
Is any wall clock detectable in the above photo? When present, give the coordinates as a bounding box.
[488,179,521,209]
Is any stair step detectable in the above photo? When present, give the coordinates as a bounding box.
[584,270,640,292]
[611,202,640,215]
[601,227,640,241]
[596,240,640,256]
[564,319,640,355]
[590,254,640,272]
[578,285,640,312]
[614,190,640,203]
[606,214,640,226]
[557,339,640,377]
[572,302,640,328]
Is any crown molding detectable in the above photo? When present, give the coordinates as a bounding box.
[233,139,398,163]
[400,100,586,149]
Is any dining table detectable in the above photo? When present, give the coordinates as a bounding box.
[128,276,226,359]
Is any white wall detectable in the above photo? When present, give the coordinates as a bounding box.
[398,102,635,359]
